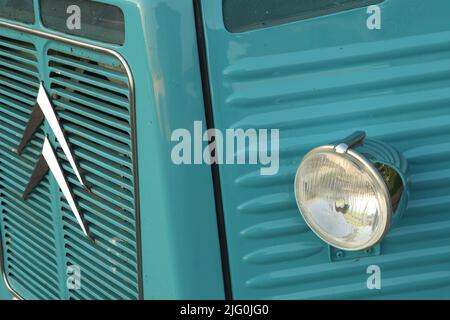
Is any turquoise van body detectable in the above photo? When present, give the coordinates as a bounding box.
[1,0,450,299]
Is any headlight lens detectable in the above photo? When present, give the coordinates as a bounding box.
[295,146,391,251]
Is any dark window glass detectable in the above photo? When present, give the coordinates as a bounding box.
[40,0,125,45]
[224,0,384,32]
[0,0,35,24]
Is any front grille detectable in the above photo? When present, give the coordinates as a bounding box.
[0,26,140,300]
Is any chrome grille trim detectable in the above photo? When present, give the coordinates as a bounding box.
[0,20,142,300]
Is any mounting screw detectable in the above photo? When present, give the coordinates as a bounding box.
[336,251,344,259]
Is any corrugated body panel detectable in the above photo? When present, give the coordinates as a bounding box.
[201,0,450,299]
[0,25,140,299]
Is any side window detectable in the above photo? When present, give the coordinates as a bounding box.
[223,0,384,32]
[0,0,35,24]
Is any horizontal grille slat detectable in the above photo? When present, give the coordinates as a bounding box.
[2,185,52,216]
[71,171,134,203]
[59,110,131,145]
[71,182,134,213]
[0,56,38,78]
[70,289,96,300]
[62,124,131,155]
[2,203,54,239]
[1,180,51,214]
[51,88,130,121]
[0,169,51,200]
[0,94,33,115]
[65,135,133,167]
[63,213,136,257]
[67,195,135,226]
[0,75,38,97]
[0,130,42,160]
[4,224,54,256]
[63,181,134,217]
[67,173,135,211]
[2,200,54,235]
[48,65,129,96]
[61,201,135,236]
[0,99,33,122]
[53,99,130,133]
[50,77,129,109]
[6,263,59,299]
[64,264,121,300]
[76,161,134,193]
[0,113,28,132]
[1,173,49,201]
[7,274,49,299]
[68,162,133,195]
[0,150,34,175]
[0,147,36,171]
[3,228,55,263]
[63,232,138,275]
[0,67,39,88]
[0,128,45,160]
[0,47,37,67]
[0,80,35,105]
[65,248,138,296]
[0,35,37,55]
[64,260,136,299]
[6,240,58,276]
[63,150,133,183]
[48,53,128,84]
[62,229,133,272]
[6,250,59,289]
[3,217,56,254]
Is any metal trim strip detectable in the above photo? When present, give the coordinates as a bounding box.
[193,0,233,299]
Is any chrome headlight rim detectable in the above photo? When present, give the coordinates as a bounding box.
[294,145,393,252]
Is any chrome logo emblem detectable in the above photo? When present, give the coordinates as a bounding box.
[17,83,92,240]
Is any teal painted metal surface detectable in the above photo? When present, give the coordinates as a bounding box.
[132,0,225,299]
[3,0,449,301]
[0,0,225,299]
[200,0,450,299]
[0,284,9,300]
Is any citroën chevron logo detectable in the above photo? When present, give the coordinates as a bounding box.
[17,83,92,240]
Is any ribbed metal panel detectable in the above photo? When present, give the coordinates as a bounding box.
[228,35,450,298]
[201,0,450,299]
[0,27,140,300]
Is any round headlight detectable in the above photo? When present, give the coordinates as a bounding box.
[294,145,392,251]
